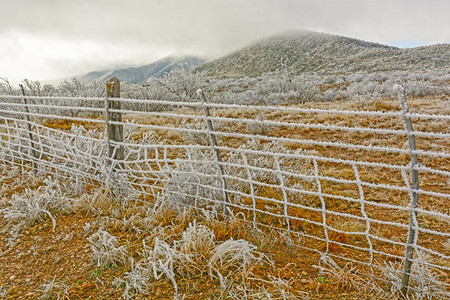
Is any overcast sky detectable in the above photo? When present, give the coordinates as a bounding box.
[1,0,449,85]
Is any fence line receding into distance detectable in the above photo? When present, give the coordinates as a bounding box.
[0,80,449,298]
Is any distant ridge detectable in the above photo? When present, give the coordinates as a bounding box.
[80,55,206,84]
[196,30,450,77]
[76,30,449,83]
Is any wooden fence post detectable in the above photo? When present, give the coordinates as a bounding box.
[106,77,124,166]
[19,84,38,176]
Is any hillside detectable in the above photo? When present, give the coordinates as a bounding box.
[80,55,206,84]
[196,30,450,77]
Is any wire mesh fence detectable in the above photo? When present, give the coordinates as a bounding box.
[0,86,449,298]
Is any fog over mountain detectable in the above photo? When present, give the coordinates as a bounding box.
[79,56,206,84]
[196,30,450,78]
[1,0,448,85]
[76,30,449,85]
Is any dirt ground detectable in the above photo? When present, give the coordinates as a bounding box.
[0,187,389,299]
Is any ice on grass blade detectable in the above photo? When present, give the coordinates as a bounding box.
[117,258,153,299]
[176,220,216,265]
[174,220,218,277]
[443,239,450,252]
[164,148,225,211]
[118,237,181,299]
[0,284,7,299]
[208,238,273,289]
[385,253,446,300]
[1,190,55,229]
[38,276,69,300]
[225,272,310,300]
[116,218,274,299]
[103,167,137,201]
[315,254,386,296]
[0,177,70,231]
[88,229,128,268]
[179,117,225,146]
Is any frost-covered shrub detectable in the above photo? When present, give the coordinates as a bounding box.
[345,81,393,99]
[164,148,224,210]
[214,89,260,105]
[38,277,69,300]
[339,70,449,101]
[0,77,18,95]
[209,238,268,288]
[313,89,341,102]
[246,114,274,135]
[147,68,208,102]
[404,80,445,97]
[117,220,270,299]
[255,71,294,95]
[41,124,106,194]
[2,69,448,110]
[0,177,69,230]
[121,82,172,112]
[254,72,319,105]
[88,229,128,267]
[384,253,446,299]
[163,139,314,212]
[20,77,106,117]
[226,139,314,190]
[54,77,105,98]
[179,116,225,146]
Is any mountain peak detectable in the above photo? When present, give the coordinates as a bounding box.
[266,29,395,48]
[80,55,206,84]
[197,30,449,77]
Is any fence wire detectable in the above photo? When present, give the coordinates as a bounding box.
[0,94,449,298]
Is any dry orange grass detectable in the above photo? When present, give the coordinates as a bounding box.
[41,116,105,132]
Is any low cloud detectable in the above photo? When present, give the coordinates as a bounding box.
[1,0,448,84]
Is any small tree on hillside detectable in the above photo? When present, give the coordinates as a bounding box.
[149,68,208,102]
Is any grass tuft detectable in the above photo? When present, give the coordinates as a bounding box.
[38,277,69,300]
[87,229,128,268]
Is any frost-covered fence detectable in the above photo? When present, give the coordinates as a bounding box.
[0,95,107,187]
[0,88,449,298]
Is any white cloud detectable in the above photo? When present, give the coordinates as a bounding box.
[1,0,448,84]
[0,30,174,84]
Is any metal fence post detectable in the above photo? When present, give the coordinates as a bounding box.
[105,77,124,167]
[397,85,420,298]
[197,89,230,216]
[19,84,38,176]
